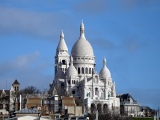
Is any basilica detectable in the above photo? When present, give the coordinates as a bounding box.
[49,22,120,114]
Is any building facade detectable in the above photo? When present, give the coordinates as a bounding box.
[0,80,20,115]
[49,22,120,114]
[118,93,142,117]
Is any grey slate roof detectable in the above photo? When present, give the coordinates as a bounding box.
[118,93,137,102]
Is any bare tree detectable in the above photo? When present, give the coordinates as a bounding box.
[20,86,41,94]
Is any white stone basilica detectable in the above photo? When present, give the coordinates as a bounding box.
[49,22,120,113]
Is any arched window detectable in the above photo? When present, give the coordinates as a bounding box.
[82,67,84,74]
[103,104,108,114]
[62,60,66,65]
[85,67,88,74]
[68,80,70,84]
[92,68,94,74]
[89,68,91,74]
[78,67,80,74]
[91,103,96,113]
[95,88,98,95]
[97,104,102,114]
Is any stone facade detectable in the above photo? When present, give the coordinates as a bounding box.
[49,22,120,114]
[0,80,20,115]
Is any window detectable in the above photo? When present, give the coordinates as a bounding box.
[85,67,88,74]
[78,67,80,74]
[89,68,91,74]
[68,80,70,84]
[0,104,3,109]
[72,90,75,94]
[95,88,98,95]
[82,67,84,74]
[61,83,64,87]
[62,60,66,65]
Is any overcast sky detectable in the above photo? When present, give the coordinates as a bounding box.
[0,0,160,109]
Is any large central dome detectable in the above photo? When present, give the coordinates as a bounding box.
[71,22,94,57]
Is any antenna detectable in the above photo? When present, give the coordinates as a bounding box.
[6,80,7,90]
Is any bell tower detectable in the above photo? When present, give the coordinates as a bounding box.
[54,30,69,76]
[12,79,20,93]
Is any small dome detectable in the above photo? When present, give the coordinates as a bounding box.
[71,22,94,57]
[55,70,65,79]
[99,58,111,79]
[66,56,78,77]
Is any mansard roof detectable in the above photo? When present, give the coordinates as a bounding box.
[118,93,137,102]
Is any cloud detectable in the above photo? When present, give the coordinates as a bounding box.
[74,0,107,14]
[0,51,40,76]
[121,36,148,53]
[91,38,115,50]
[126,40,139,52]
[121,0,156,10]
[0,51,53,91]
[0,6,71,40]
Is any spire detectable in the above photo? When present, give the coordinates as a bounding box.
[103,58,106,67]
[70,55,73,66]
[57,30,68,52]
[60,30,64,39]
[80,20,85,36]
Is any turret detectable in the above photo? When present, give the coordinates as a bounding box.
[55,30,69,76]
[12,79,20,93]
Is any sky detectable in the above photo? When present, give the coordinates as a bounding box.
[0,0,160,109]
